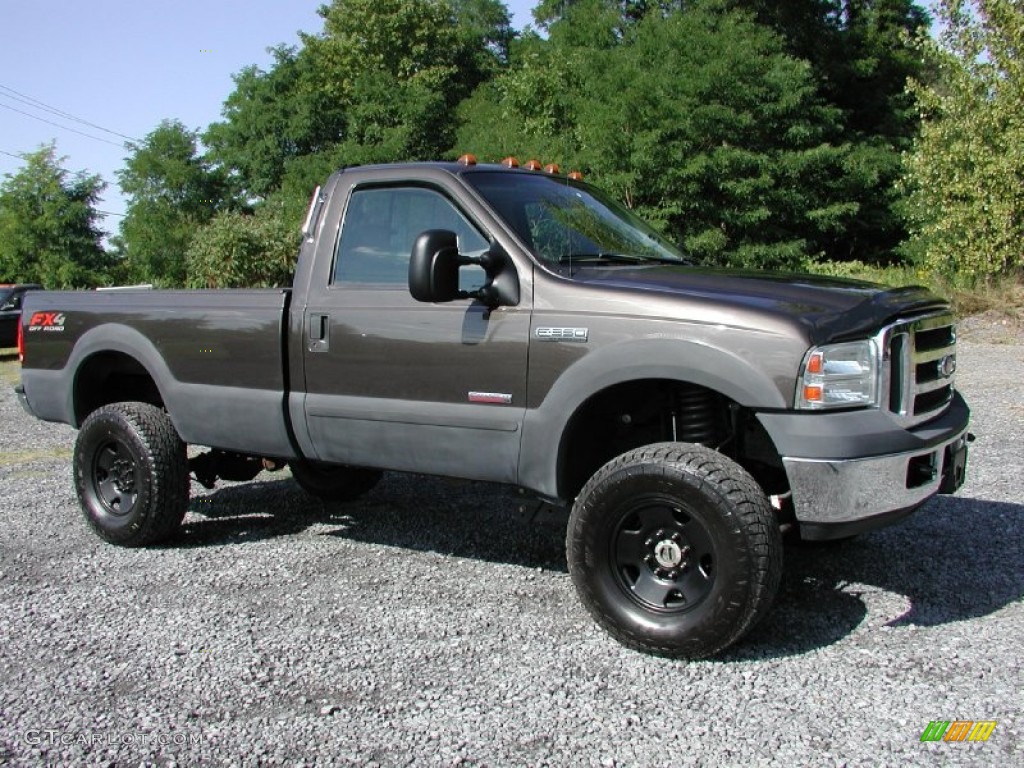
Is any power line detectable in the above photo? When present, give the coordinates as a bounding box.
[0,148,115,185]
[0,102,126,148]
[0,149,126,219]
[0,83,139,143]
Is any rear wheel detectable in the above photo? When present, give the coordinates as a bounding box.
[288,460,382,502]
[74,402,189,546]
[567,442,782,658]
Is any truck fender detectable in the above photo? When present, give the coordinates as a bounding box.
[518,338,788,499]
[66,323,177,428]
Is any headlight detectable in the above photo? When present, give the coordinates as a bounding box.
[796,340,879,409]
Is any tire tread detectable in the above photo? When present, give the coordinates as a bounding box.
[74,402,188,546]
[568,441,782,658]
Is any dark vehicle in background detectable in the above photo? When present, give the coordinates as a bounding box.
[15,159,970,659]
[0,284,42,348]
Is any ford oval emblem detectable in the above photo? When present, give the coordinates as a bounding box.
[938,354,957,378]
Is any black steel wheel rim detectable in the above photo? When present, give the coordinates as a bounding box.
[90,439,140,517]
[610,496,717,613]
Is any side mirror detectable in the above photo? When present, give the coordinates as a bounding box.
[409,230,461,303]
[409,230,520,307]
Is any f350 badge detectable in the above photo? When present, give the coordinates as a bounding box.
[27,312,67,332]
[535,327,589,342]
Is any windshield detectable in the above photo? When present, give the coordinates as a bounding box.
[464,171,688,269]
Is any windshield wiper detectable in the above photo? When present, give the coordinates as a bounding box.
[558,253,682,266]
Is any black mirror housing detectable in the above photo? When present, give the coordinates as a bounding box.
[409,230,461,303]
[409,229,520,307]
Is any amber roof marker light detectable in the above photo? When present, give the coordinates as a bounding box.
[458,153,581,179]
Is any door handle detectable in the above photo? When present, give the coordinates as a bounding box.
[308,313,329,352]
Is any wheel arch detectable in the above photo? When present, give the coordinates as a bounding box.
[68,324,176,428]
[554,378,732,502]
[74,350,164,425]
[519,338,789,501]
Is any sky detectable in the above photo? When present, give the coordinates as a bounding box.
[0,0,539,239]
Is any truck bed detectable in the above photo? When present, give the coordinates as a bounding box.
[20,289,294,457]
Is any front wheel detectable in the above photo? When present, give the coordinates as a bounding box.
[74,402,189,546]
[288,460,382,502]
[567,442,782,659]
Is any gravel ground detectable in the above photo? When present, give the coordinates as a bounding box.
[0,327,1020,767]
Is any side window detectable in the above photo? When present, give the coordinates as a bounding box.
[333,186,489,288]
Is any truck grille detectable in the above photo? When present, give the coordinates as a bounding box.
[881,313,957,427]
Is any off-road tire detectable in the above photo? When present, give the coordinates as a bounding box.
[74,402,189,546]
[288,460,382,502]
[567,442,782,659]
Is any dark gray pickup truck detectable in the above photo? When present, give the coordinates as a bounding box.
[16,159,970,658]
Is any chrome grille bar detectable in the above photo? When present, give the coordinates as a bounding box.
[877,311,957,428]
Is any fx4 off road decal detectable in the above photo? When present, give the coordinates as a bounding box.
[27,312,67,333]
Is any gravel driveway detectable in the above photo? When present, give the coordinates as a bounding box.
[0,326,1020,767]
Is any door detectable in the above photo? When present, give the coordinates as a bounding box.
[301,184,531,483]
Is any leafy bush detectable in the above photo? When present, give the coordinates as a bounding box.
[185,201,300,289]
[903,0,1024,284]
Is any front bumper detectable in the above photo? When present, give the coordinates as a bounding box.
[758,391,971,540]
[783,428,969,539]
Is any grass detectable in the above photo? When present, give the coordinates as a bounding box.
[0,446,72,465]
[0,351,20,387]
[806,261,1024,319]
[0,350,73,467]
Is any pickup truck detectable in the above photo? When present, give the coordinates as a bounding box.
[0,283,43,348]
[16,158,971,658]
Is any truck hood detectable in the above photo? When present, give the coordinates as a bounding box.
[570,264,949,343]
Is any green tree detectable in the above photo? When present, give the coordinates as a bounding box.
[303,0,465,102]
[0,143,111,288]
[453,0,516,66]
[185,200,301,289]
[300,0,512,164]
[204,45,345,200]
[205,1,513,213]
[903,0,1024,282]
[460,1,863,269]
[532,0,678,29]
[455,29,586,166]
[732,1,930,262]
[737,1,928,140]
[118,120,228,286]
